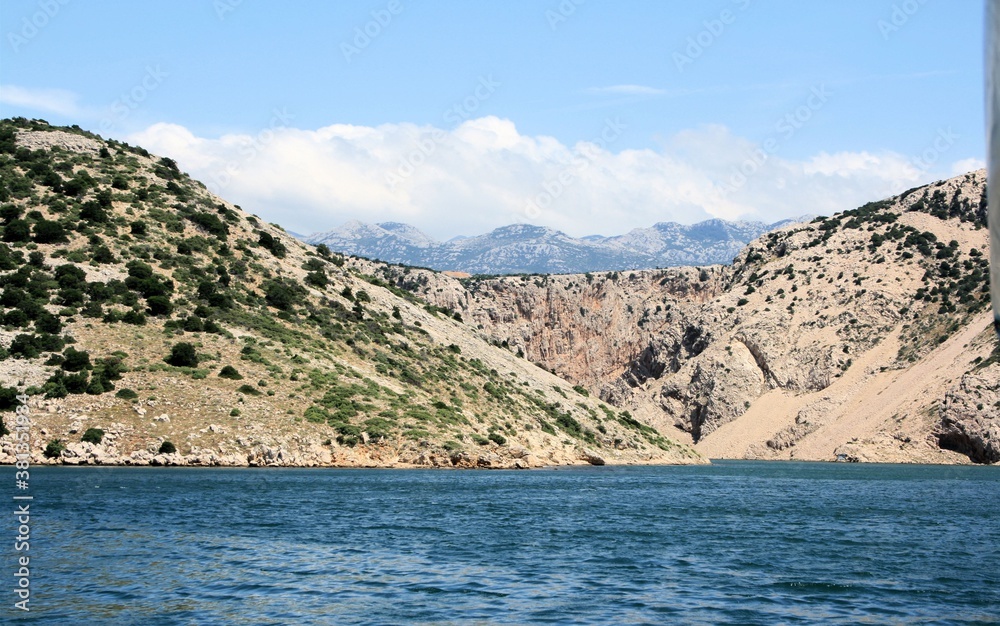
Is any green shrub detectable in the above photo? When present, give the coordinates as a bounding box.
[158,441,177,454]
[304,405,329,423]
[61,346,91,372]
[262,278,304,311]
[10,332,64,359]
[229,408,241,417]
[115,388,138,400]
[556,412,584,437]
[305,270,327,288]
[54,264,86,288]
[362,417,394,441]
[218,365,243,380]
[165,342,198,367]
[79,200,108,223]
[187,212,228,239]
[62,371,90,394]
[182,316,204,332]
[121,310,146,325]
[2,219,31,243]
[44,439,66,459]
[488,432,507,446]
[81,428,104,444]
[0,386,21,411]
[3,309,28,328]
[33,219,68,244]
[236,384,261,396]
[257,231,287,258]
[146,295,173,317]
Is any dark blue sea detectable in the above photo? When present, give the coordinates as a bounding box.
[5,461,1000,625]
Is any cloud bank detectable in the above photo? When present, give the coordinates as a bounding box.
[127,117,973,239]
[0,85,82,117]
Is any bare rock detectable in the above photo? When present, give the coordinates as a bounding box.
[580,451,606,466]
[937,362,1000,464]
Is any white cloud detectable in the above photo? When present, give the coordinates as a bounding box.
[0,85,82,117]
[951,157,986,175]
[586,84,667,96]
[127,118,955,239]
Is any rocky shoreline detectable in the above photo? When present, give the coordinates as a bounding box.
[0,420,704,469]
[0,445,702,470]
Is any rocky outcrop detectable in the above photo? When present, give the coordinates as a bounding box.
[15,129,103,154]
[937,361,1000,463]
[658,340,768,439]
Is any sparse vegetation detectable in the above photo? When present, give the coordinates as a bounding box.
[81,428,104,444]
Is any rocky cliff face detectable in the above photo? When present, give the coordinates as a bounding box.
[938,358,1000,464]
[376,171,996,464]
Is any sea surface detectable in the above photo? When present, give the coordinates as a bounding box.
[7,461,1000,625]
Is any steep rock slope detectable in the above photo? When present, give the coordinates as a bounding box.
[374,171,995,463]
[0,119,701,468]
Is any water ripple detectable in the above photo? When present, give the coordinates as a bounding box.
[13,462,1000,625]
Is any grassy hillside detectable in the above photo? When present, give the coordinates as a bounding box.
[0,118,701,467]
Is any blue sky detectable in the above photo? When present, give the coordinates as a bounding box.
[0,0,988,239]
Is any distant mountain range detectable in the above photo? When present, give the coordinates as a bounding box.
[302,218,810,275]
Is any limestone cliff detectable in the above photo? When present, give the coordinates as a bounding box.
[373,171,996,464]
